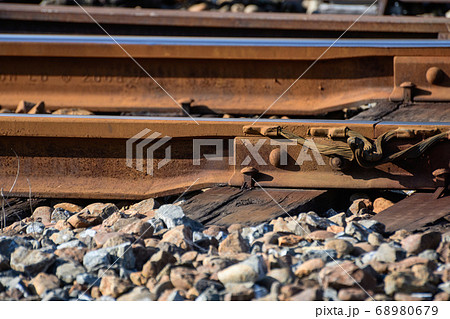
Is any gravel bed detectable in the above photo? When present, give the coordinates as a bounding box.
[1,192,449,301]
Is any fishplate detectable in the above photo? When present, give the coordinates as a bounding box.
[390,56,450,103]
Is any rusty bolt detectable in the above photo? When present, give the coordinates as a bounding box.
[400,82,415,104]
[241,167,258,189]
[400,81,415,88]
[177,98,194,115]
[329,156,346,171]
[240,167,258,175]
[426,67,444,85]
[269,148,281,167]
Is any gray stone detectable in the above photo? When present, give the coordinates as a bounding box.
[323,208,339,218]
[10,246,56,275]
[215,231,227,242]
[128,198,160,214]
[438,282,450,294]
[57,239,87,250]
[111,217,139,232]
[180,218,204,232]
[50,229,75,245]
[167,290,185,301]
[83,249,112,273]
[418,250,439,261]
[42,228,59,239]
[218,255,266,285]
[253,284,269,299]
[155,205,185,229]
[241,223,272,245]
[99,295,116,301]
[77,229,96,248]
[325,239,353,258]
[55,261,86,284]
[329,212,347,227]
[359,220,385,234]
[81,203,119,221]
[193,231,208,242]
[117,287,152,301]
[51,207,73,222]
[156,204,203,231]
[374,243,406,263]
[76,273,100,286]
[345,221,370,241]
[266,267,294,285]
[0,236,32,258]
[3,276,29,297]
[368,232,384,246]
[78,229,97,239]
[69,289,83,299]
[195,279,224,293]
[360,251,377,265]
[281,220,312,236]
[41,288,69,301]
[0,270,20,288]
[77,293,93,301]
[301,249,337,263]
[334,234,358,244]
[29,239,41,250]
[299,212,335,229]
[323,288,339,301]
[105,243,135,270]
[119,267,134,280]
[441,231,450,243]
[40,237,57,250]
[38,246,55,254]
[0,273,24,291]
[241,227,261,245]
[83,242,135,273]
[147,218,166,233]
[196,286,222,301]
[78,236,95,249]
[26,222,45,235]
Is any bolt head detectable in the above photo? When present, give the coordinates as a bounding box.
[329,157,343,169]
[269,149,281,167]
[240,167,258,175]
[400,81,415,88]
[426,67,444,85]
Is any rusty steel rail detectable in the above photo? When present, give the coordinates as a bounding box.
[1,35,450,116]
[0,3,450,39]
[0,114,448,199]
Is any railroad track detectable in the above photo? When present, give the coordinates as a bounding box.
[0,114,448,199]
[1,35,450,118]
[1,32,449,201]
[1,3,450,39]
[0,6,449,303]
